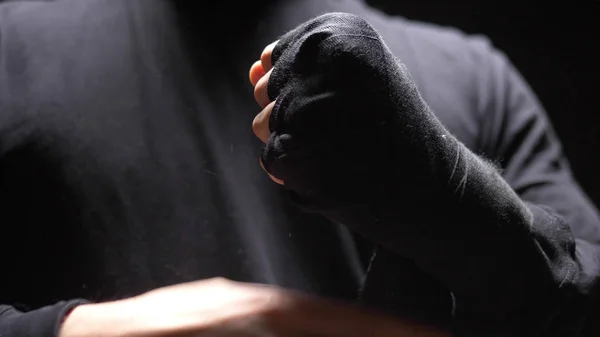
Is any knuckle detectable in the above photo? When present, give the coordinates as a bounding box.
[261,41,277,66]
[261,48,272,64]
[252,114,263,135]
[253,83,262,102]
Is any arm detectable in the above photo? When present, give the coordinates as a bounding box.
[258,13,600,337]
[364,36,600,336]
[57,278,454,337]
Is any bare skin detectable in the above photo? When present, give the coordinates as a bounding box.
[250,41,284,185]
[59,277,451,337]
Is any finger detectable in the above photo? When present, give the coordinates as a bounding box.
[252,100,283,185]
[253,68,272,108]
[261,40,278,72]
[252,100,275,143]
[260,157,284,185]
[249,60,266,87]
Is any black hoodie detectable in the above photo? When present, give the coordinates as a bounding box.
[0,0,599,336]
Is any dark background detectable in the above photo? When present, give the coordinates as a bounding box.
[367,0,600,206]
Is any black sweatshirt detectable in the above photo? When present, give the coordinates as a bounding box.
[0,0,599,336]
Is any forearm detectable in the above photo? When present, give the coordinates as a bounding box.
[59,297,165,337]
[58,301,127,337]
[349,141,588,336]
[296,133,585,336]
[409,142,578,336]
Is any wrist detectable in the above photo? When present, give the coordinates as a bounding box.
[58,299,139,337]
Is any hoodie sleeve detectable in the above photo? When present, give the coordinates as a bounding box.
[0,301,89,337]
[467,38,600,336]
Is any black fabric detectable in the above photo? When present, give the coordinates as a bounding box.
[0,0,599,336]
[263,13,600,337]
[0,1,367,335]
[0,300,88,337]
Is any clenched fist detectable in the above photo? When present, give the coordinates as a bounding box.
[249,13,546,337]
[249,12,461,231]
